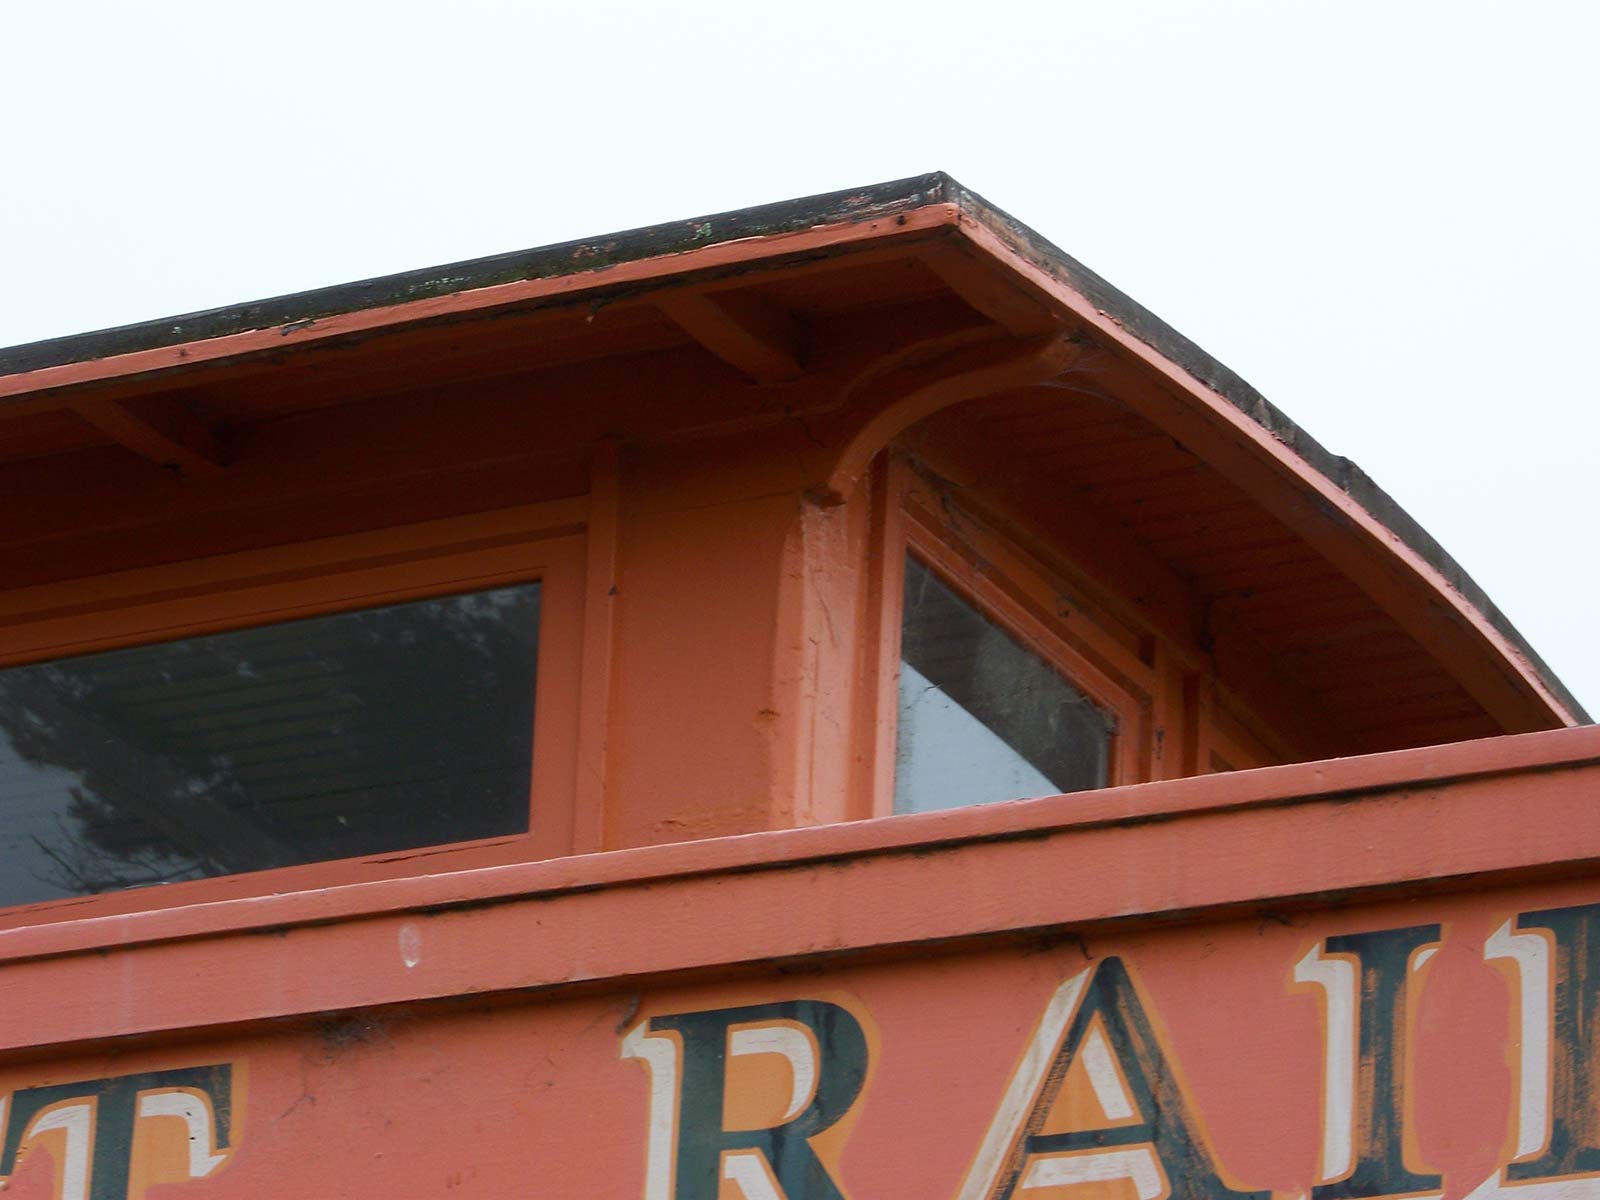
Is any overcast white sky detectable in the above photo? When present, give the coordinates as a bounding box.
[3,0,1596,715]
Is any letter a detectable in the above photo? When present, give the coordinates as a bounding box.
[958,957,1266,1200]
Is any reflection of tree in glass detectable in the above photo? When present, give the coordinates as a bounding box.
[0,584,540,901]
[27,808,206,897]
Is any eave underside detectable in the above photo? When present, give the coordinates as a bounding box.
[0,176,1582,741]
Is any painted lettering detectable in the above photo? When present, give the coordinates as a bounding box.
[959,955,1267,1200]
[0,1065,234,1200]
[1295,925,1442,1200]
[1472,903,1600,1200]
[622,1000,869,1200]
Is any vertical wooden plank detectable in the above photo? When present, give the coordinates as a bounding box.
[854,457,911,819]
[1148,644,1190,782]
[1179,673,1203,776]
[572,439,622,853]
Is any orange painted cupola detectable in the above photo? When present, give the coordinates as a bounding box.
[0,176,1594,1200]
[0,174,1580,889]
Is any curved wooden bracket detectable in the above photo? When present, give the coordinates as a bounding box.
[815,331,1086,504]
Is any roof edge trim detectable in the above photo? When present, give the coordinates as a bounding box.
[0,174,958,381]
[936,180,1589,725]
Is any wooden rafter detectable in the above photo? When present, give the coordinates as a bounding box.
[71,396,226,476]
[919,240,1057,335]
[656,289,804,385]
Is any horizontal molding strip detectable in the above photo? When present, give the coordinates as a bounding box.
[0,726,1596,1053]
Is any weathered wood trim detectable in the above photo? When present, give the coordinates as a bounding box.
[0,206,959,403]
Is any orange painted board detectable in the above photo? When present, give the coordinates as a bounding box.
[0,726,1594,1048]
[0,863,1595,1199]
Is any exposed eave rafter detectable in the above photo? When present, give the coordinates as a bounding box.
[918,241,1056,335]
[655,289,804,384]
[71,396,226,476]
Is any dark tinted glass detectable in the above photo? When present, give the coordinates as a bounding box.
[0,583,539,907]
[895,556,1110,813]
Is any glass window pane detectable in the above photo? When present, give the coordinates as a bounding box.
[0,582,540,907]
[895,556,1110,813]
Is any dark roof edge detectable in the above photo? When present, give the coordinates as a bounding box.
[0,173,1585,722]
[0,175,954,379]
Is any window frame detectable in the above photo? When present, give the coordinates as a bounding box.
[0,498,590,929]
[859,460,1150,819]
